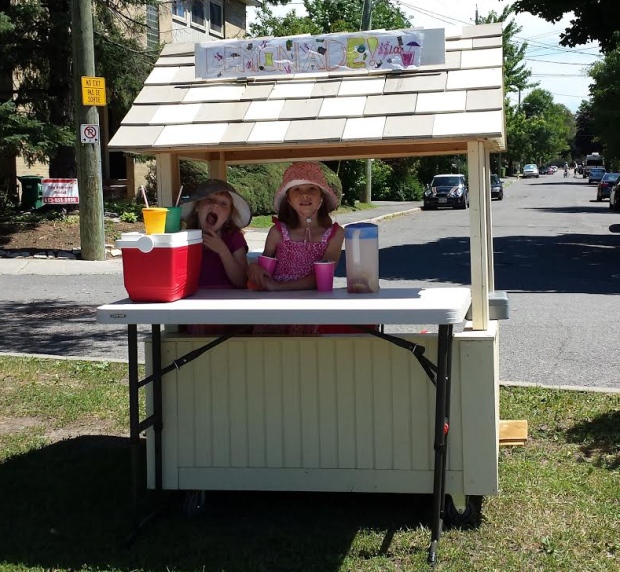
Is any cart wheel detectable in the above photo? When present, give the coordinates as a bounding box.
[444,494,482,528]
[182,490,208,518]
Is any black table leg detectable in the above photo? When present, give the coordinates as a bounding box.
[127,324,140,522]
[428,324,453,565]
[152,324,163,491]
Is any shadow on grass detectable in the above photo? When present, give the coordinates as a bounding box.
[0,436,443,571]
[565,410,620,470]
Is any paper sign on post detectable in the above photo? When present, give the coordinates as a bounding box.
[42,179,79,204]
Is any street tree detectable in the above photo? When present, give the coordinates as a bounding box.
[573,100,602,160]
[588,49,620,163]
[0,1,157,183]
[506,0,620,52]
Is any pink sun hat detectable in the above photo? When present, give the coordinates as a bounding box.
[274,162,339,213]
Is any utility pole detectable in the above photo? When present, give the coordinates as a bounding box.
[361,0,372,203]
[71,0,105,260]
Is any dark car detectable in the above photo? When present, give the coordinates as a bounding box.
[423,174,468,209]
[597,172,620,201]
[588,167,606,184]
[490,173,503,200]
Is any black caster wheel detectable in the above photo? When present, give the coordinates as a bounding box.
[444,494,482,528]
[183,490,208,518]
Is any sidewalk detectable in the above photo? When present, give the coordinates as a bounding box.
[0,201,421,276]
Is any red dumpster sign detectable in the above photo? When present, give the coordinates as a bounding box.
[42,178,79,204]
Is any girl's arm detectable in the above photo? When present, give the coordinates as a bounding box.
[322,225,345,263]
[219,245,248,289]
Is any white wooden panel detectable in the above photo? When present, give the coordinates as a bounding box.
[457,324,499,495]
[391,343,412,470]
[300,344,320,467]
[282,341,302,467]
[229,340,249,467]
[212,343,231,466]
[264,340,284,467]
[336,340,356,468]
[153,334,497,496]
[176,341,195,468]
[246,342,267,467]
[318,341,338,467]
[192,343,212,467]
[354,339,374,469]
[373,340,393,469]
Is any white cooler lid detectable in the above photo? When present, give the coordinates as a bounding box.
[116,230,202,253]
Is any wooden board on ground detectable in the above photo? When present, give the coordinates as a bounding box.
[499,419,528,446]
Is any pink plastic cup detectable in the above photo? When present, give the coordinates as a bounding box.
[314,260,335,292]
[258,255,277,274]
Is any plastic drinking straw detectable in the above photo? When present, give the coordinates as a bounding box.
[175,185,184,207]
[140,185,149,208]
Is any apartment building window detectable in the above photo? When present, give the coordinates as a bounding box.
[191,1,206,29]
[209,0,223,36]
[172,1,187,22]
[146,4,160,49]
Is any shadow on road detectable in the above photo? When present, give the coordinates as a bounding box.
[0,300,144,358]
[376,232,620,294]
[525,205,610,214]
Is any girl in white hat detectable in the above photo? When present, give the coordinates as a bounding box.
[182,179,252,290]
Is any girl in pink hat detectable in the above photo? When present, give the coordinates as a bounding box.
[248,162,344,334]
[248,162,344,295]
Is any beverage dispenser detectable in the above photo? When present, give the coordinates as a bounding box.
[344,222,380,293]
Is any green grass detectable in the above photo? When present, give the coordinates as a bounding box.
[0,356,618,571]
[249,202,377,229]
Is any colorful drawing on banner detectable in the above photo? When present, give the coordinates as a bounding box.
[195,30,424,79]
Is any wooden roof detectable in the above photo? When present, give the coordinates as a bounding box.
[108,23,506,162]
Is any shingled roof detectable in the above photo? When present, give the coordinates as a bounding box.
[108,23,505,162]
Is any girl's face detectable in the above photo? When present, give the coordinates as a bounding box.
[197,192,233,232]
[287,184,323,218]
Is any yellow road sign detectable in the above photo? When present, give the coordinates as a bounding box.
[81,76,106,106]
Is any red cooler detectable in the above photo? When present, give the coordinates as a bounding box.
[116,230,203,302]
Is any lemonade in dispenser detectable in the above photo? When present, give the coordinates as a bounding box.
[345,222,380,293]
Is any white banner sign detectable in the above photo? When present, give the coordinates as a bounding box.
[196,30,424,79]
[42,178,79,204]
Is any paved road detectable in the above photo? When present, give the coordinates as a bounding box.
[1,183,619,391]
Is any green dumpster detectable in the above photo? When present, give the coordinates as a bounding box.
[17,175,44,210]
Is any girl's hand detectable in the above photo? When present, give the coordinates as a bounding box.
[202,230,227,256]
[247,261,269,288]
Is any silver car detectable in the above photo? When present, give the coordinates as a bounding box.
[522,164,539,178]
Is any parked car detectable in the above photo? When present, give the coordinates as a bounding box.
[550,165,558,174]
[539,166,550,175]
[588,167,606,184]
[609,179,620,211]
[490,173,504,200]
[522,164,539,178]
[596,172,620,201]
[423,174,468,209]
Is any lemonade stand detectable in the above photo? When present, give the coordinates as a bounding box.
[97,23,507,564]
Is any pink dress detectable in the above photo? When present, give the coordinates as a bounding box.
[254,220,342,335]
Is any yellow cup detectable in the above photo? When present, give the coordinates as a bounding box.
[142,207,168,235]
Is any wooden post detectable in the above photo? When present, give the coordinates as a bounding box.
[71,0,105,260]
[467,140,490,330]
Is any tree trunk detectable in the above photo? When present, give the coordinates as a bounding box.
[47,0,76,177]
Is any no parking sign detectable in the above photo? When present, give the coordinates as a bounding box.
[80,123,100,144]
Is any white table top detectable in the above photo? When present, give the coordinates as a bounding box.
[96,287,471,326]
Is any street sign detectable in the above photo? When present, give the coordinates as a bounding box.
[80,123,100,144]
[81,76,106,106]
